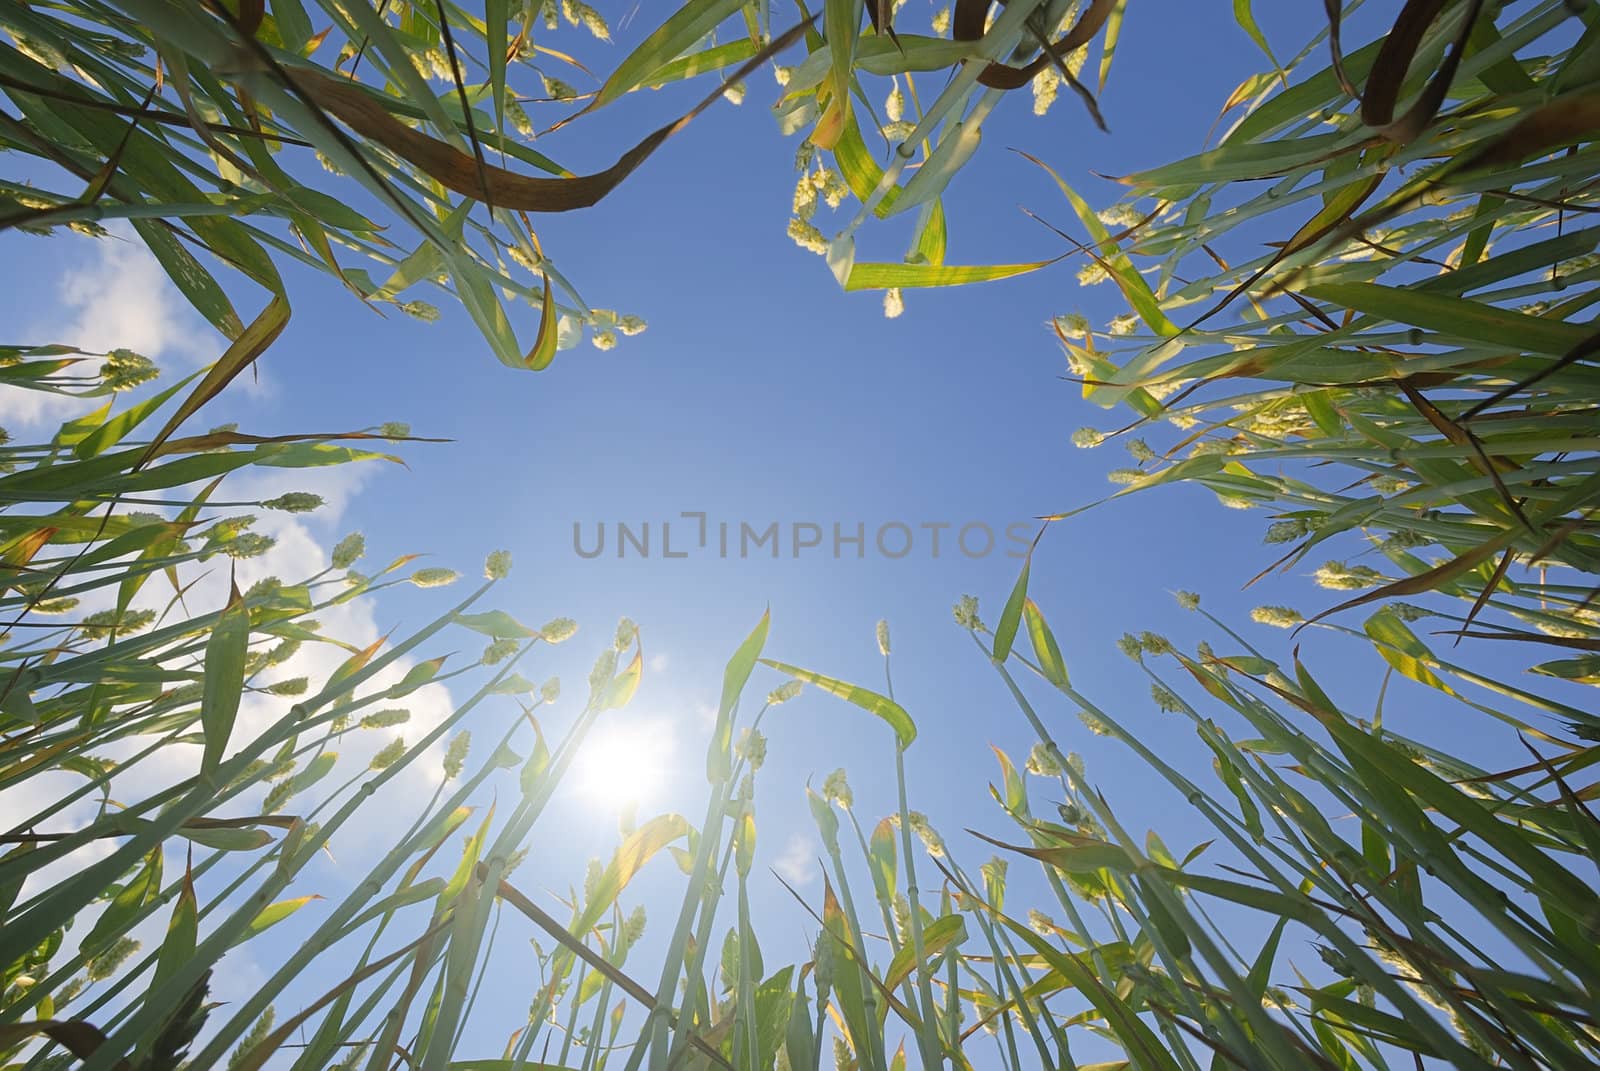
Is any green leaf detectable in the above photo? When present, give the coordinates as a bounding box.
[80,845,161,959]
[73,373,199,460]
[273,0,314,52]
[881,913,966,995]
[454,610,538,639]
[992,556,1030,662]
[200,583,250,782]
[131,218,244,339]
[1363,611,1455,694]
[1232,0,1281,72]
[1302,281,1595,356]
[760,659,916,748]
[291,751,338,795]
[246,895,321,938]
[843,258,1057,291]
[593,0,746,110]
[1023,599,1069,687]
[709,609,769,781]
[600,649,642,711]
[576,814,691,932]
[151,867,197,990]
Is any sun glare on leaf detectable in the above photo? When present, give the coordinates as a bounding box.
[571,720,672,810]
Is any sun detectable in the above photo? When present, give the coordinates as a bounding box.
[570,720,673,810]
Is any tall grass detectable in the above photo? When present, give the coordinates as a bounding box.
[3,2,1598,1071]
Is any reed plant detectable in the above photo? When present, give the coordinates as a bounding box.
[4,2,1598,1070]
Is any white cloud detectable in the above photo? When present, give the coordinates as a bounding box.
[648,653,670,673]
[0,238,462,895]
[53,233,209,360]
[0,227,480,1022]
[772,831,819,887]
[5,227,214,429]
[119,463,463,838]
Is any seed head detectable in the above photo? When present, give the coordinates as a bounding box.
[1078,710,1113,736]
[1265,519,1311,544]
[221,532,275,559]
[1025,742,1060,776]
[1150,683,1184,713]
[411,567,459,588]
[1032,66,1059,116]
[370,736,406,771]
[264,492,324,513]
[1251,605,1304,628]
[263,780,294,813]
[1315,561,1384,590]
[1075,261,1109,287]
[269,677,309,697]
[399,301,439,322]
[787,218,829,255]
[822,768,853,809]
[1139,631,1174,656]
[1052,312,1090,338]
[907,811,945,856]
[875,618,891,656]
[482,638,519,665]
[589,648,617,693]
[1389,602,1431,622]
[540,617,577,643]
[360,708,410,729]
[485,549,512,579]
[80,608,156,640]
[736,727,767,771]
[884,83,904,122]
[444,730,470,780]
[86,937,140,981]
[768,679,803,704]
[953,594,982,630]
[331,532,365,570]
[101,349,158,391]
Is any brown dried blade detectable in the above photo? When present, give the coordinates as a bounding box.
[1364,0,1485,145]
[1442,626,1600,651]
[290,18,813,213]
[1324,0,1363,100]
[1395,378,1537,543]
[951,0,1117,91]
[1456,545,1515,648]
[1296,530,1516,630]
[1466,92,1600,172]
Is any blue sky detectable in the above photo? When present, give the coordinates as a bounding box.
[4,1,1579,1062]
